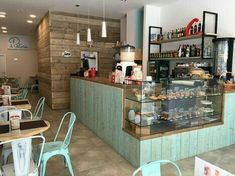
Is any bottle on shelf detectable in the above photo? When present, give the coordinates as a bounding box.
[196,45,201,57]
[177,28,180,38]
[198,21,202,33]
[186,45,190,57]
[182,45,186,57]
[190,26,194,35]
[194,23,198,34]
[178,45,182,57]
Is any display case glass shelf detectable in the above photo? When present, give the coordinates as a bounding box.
[124,78,223,138]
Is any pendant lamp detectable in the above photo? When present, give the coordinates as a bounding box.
[87,28,92,42]
[76,5,80,45]
[87,2,92,42]
[76,32,80,45]
[101,0,107,38]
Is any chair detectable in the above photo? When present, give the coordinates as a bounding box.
[14,87,28,100]
[0,109,32,122]
[132,160,182,176]
[33,97,45,120]
[0,135,45,176]
[30,76,39,93]
[38,112,76,176]
[0,109,33,164]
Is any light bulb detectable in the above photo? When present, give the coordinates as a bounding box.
[101,21,107,38]
[87,28,92,42]
[76,33,80,45]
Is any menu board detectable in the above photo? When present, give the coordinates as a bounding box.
[194,157,234,176]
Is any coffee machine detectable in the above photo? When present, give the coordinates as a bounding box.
[116,45,137,76]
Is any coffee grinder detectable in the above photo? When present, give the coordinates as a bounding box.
[116,45,137,77]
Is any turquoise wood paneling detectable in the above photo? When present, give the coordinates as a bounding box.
[71,78,235,167]
[71,78,140,167]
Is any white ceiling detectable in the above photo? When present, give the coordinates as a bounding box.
[0,0,176,35]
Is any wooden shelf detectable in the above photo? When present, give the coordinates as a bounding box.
[150,33,217,44]
[149,57,213,61]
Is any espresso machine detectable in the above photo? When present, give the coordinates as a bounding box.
[116,45,137,76]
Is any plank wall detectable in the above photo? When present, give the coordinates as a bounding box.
[36,13,52,106]
[71,78,140,167]
[37,11,120,109]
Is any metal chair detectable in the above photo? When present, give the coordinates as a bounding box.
[0,109,33,165]
[0,108,32,123]
[132,160,182,176]
[0,135,45,176]
[38,112,76,176]
[14,87,28,100]
[33,97,45,120]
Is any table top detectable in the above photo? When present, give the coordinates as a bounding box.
[0,93,20,98]
[0,99,31,110]
[0,120,50,141]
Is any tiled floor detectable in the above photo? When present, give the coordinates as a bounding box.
[30,93,235,176]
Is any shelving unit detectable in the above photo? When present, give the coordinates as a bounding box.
[150,33,217,44]
[148,11,218,81]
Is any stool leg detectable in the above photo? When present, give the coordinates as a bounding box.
[40,159,48,176]
[64,154,74,176]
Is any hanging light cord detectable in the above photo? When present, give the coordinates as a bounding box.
[88,1,90,27]
[103,0,105,20]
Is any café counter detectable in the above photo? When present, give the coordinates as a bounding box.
[70,76,235,167]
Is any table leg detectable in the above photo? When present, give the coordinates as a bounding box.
[11,138,32,176]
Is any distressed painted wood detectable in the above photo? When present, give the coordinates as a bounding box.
[71,78,235,168]
[71,78,140,167]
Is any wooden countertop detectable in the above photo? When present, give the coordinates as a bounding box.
[71,76,126,89]
[0,120,50,141]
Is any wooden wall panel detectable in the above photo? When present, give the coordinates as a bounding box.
[49,11,120,109]
[36,13,52,107]
[36,11,120,109]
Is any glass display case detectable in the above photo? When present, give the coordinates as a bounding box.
[124,78,223,137]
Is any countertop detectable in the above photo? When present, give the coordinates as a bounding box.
[71,76,126,89]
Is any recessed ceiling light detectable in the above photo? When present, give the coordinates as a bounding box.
[1,27,7,30]
[0,12,6,15]
[27,20,33,23]
[0,15,6,18]
[29,14,36,18]
[2,30,7,33]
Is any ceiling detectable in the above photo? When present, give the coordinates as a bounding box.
[0,0,175,35]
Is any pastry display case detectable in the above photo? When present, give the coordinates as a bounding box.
[124,78,223,138]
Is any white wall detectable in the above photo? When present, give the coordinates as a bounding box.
[120,15,127,43]
[0,34,38,85]
[126,8,143,48]
[142,5,161,76]
[141,0,235,76]
[161,0,235,37]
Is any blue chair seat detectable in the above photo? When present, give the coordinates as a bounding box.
[39,141,63,153]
